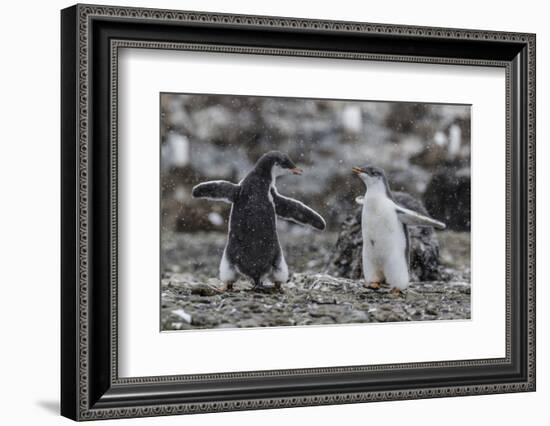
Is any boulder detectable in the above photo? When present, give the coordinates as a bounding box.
[325,192,442,282]
[423,167,470,231]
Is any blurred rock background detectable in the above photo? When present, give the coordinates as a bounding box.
[160,94,471,234]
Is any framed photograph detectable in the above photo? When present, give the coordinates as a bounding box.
[61,4,536,421]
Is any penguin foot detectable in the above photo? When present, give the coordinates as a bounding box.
[220,281,235,292]
[390,287,403,296]
[273,282,285,293]
[366,281,381,290]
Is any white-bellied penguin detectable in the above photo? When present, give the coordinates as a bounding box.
[192,151,326,291]
[352,165,446,295]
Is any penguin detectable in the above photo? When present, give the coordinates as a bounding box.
[352,165,446,295]
[192,151,326,292]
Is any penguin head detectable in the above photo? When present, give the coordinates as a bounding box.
[257,151,303,179]
[352,165,389,190]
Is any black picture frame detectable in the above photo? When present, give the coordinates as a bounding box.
[61,4,536,421]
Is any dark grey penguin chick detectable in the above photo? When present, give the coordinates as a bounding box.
[192,151,326,291]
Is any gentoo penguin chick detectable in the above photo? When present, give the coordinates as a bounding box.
[352,165,446,295]
[192,151,326,292]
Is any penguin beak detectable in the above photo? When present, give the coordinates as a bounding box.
[290,167,303,176]
[352,166,366,175]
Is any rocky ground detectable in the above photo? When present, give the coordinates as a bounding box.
[161,230,470,331]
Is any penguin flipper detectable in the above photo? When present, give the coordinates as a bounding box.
[394,204,446,230]
[192,180,239,204]
[270,188,326,230]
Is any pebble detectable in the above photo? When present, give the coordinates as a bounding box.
[425,304,439,315]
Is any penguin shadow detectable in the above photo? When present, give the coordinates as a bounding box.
[252,285,285,295]
[232,282,285,295]
[208,279,284,295]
